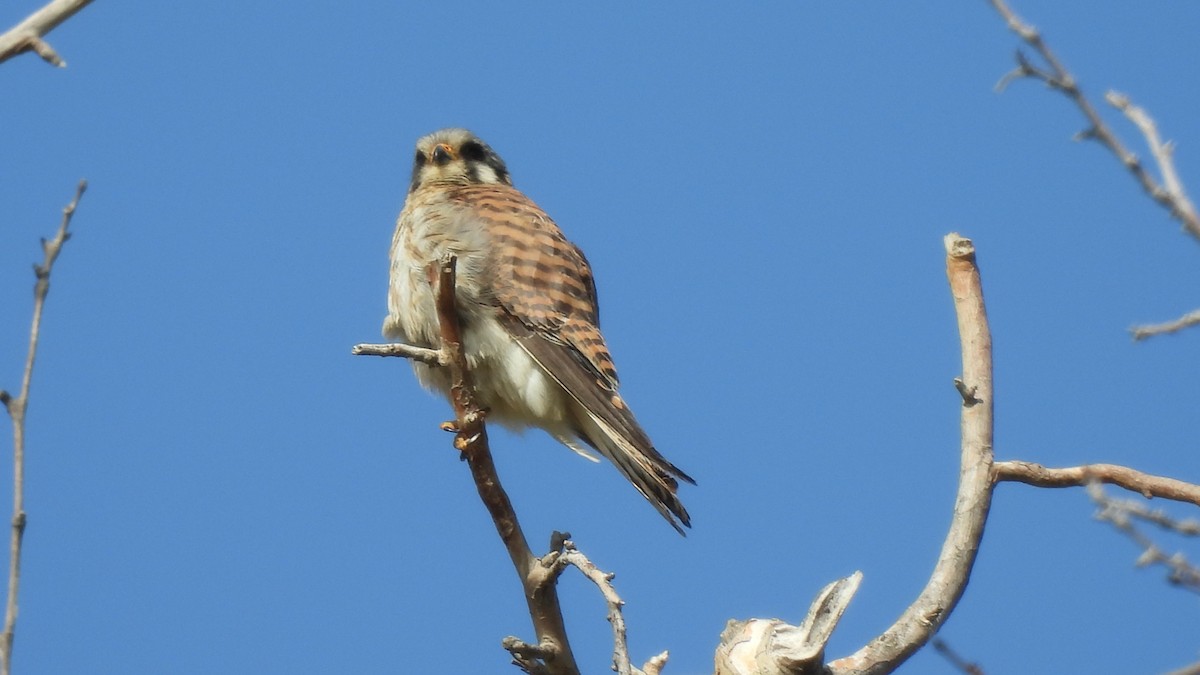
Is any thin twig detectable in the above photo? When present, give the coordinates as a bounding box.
[431,257,579,675]
[1092,494,1200,536]
[931,638,986,675]
[350,342,444,365]
[828,234,996,675]
[1088,483,1200,594]
[988,0,1200,242]
[540,540,639,675]
[1107,91,1200,231]
[1130,308,1200,342]
[0,0,95,67]
[365,255,580,674]
[0,180,86,675]
[993,460,1200,507]
[995,461,1200,594]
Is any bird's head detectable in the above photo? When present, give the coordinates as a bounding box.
[409,128,512,193]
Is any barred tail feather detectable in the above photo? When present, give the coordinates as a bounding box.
[502,318,694,533]
[575,409,692,535]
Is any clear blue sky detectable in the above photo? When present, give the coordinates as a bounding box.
[2,2,1198,673]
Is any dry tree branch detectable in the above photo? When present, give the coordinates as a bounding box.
[349,342,444,365]
[714,573,862,675]
[356,259,660,673]
[715,234,995,675]
[995,462,1200,594]
[532,537,658,675]
[1130,308,1200,342]
[993,460,1200,507]
[825,234,998,675]
[0,0,95,67]
[425,256,579,675]
[988,0,1200,242]
[0,180,87,675]
[358,255,661,675]
[713,233,1200,673]
[1088,483,1200,594]
[1106,91,1199,229]
[1089,491,1200,536]
[554,545,631,675]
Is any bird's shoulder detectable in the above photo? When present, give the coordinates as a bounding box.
[433,184,619,388]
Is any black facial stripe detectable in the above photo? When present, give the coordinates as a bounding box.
[409,149,427,193]
[460,140,487,162]
[487,154,510,183]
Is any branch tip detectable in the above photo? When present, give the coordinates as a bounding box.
[953,378,979,406]
[989,0,1200,240]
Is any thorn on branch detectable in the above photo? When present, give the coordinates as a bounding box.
[640,651,670,675]
[994,51,1036,92]
[502,636,559,674]
[953,378,979,406]
[21,35,63,67]
[0,0,95,68]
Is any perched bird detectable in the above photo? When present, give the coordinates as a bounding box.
[384,128,694,533]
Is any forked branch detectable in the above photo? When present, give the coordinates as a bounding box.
[0,0,95,67]
[994,461,1200,507]
[826,234,997,675]
[0,180,87,675]
[354,255,657,674]
[989,0,1200,242]
[716,234,996,675]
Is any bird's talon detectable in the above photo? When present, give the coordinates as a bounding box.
[440,421,460,433]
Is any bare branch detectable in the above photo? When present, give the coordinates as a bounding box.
[0,0,95,67]
[987,0,1200,242]
[639,651,669,675]
[350,341,445,365]
[1090,492,1200,536]
[1130,308,1200,342]
[994,460,1200,507]
[717,235,995,675]
[826,234,996,674]
[536,539,643,675]
[1107,91,1200,231]
[996,460,1200,595]
[1088,483,1200,594]
[0,180,87,675]
[715,573,862,675]
[952,377,978,406]
[423,255,579,675]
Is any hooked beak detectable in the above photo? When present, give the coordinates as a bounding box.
[431,143,455,166]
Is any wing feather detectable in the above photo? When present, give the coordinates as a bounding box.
[447,184,694,529]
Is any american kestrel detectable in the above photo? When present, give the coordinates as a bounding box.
[384,128,694,533]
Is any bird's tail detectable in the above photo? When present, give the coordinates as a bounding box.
[575,410,694,535]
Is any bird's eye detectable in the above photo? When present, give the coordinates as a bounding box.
[413,149,426,166]
[460,141,487,162]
